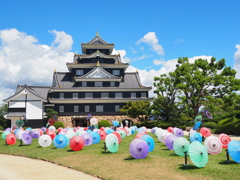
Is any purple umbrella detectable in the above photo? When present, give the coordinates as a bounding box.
[41,127,47,133]
[31,130,40,139]
[4,128,11,132]
[22,132,32,145]
[129,139,149,159]
[174,128,184,137]
[151,127,157,134]
[165,134,178,150]
[80,133,93,146]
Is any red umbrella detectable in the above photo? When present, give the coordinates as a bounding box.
[135,132,146,139]
[70,136,85,151]
[167,127,173,133]
[48,119,55,126]
[36,129,43,136]
[112,131,122,144]
[219,133,231,148]
[6,134,17,145]
[47,130,56,140]
[99,130,107,140]
[57,127,63,133]
[200,127,211,138]
[84,127,88,131]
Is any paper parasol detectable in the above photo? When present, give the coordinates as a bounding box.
[204,110,213,119]
[194,115,202,123]
[138,127,146,133]
[112,120,119,127]
[151,127,157,134]
[16,130,24,140]
[90,118,98,125]
[31,130,40,139]
[141,135,155,152]
[48,126,56,131]
[173,128,184,137]
[155,128,163,137]
[193,121,202,130]
[157,130,168,143]
[228,140,240,163]
[204,136,222,155]
[38,134,52,147]
[53,134,68,148]
[135,132,146,139]
[47,130,56,140]
[219,133,231,148]
[81,133,93,146]
[173,137,190,156]
[117,130,126,139]
[2,131,11,139]
[4,127,11,132]
[163,132,173,144]
[6,134,17,145]
[16,119,25,128]
[65,129,76,139]
[112,131,121,144]
[48,119,55,126]
[105,134,119,153]
[167,127,173,133]
[189,141,208,168]
[57,127,63,133]
[99,130,107,140]
[129,139,149,159]
[77,130,87,136]
[165,134,178,150]
[104,129,112,135]
[21,132,32,145]
[41,127,47,133]
[200,127,211,138]
[127,128,132,136]
[130,127,135,134]
[90,132,101,144]
[70,136,85,151]
[190,132,202,143]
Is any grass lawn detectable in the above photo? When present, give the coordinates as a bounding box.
[0,132,239,180]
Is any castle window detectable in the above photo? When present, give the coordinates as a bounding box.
[76,70,83,75]
[96,105,103,112]
[73,93,78,99]
[141,92,146,98]
[85,105,89,112]
[110,82,115,87]
[115,93,122,98]
[59,106,64,112]
[82,82,87,87]
[74,106,79,112]
[131,92,136,98]
[101,93,108,99]
[60,93,64,99]
[115,105,120,112]
[85,93,93,99]
[95,82,102,87]
[113,70,120,75]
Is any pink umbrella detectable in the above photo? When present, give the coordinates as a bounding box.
[200,127,211,138]
[219,133,231,148]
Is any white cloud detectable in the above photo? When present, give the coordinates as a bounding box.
[174,39,184,44]
[137,32,164,55]
[234,44,240,78]
[0,28,74,103]
[153,58,165,65]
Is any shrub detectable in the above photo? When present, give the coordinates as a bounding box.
[0,126,3,130]
[215,117,240,135]
[203,122,217,129]
[98,120,111,128]
[53,121,65,129]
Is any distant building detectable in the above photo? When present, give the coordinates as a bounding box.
[3,33,152,128]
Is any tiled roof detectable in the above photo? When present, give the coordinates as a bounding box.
[5,112,26,117]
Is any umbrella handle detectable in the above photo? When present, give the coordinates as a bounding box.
[184,151,188,165]
[226,149,230,161]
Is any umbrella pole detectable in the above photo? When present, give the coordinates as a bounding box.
[4,139,8,146]
[184,151,188,166]
[19,139,23,146]
[226,149,230,161]
[103,142,107,152]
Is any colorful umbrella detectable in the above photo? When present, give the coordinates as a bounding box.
[189,141,208,168]
[53,134,68,148]
[129,139,149,159]
[90,118,98,125]
[90,132,101,144]
[70,136,85,151]
[173,128,184,137]
[165,134,178,150]
[57,127,63,133]
[117,130,126,139]
[4,127,11,132]
[81,133,93,146]
[16,130,24,140]
[112,120,119,127]
[204,136,222,155]
[194,115,202,123]
[6,134,17,145]
[126,128,132,136]
[167,127,173,133]
[99,130,107,140]
[190,133,202,143]
[38,135,52,147]
[193,121,202,130]
[204,110,213,119]
[173,137,190,156]
[219,133,231,148]
[157,130,168,143]
[41,127,47,133]
[21,132,32,145]
[141,135,155,152]
[105,134,119,153]
[47,130,56,140]
[2,131,11,139]
[228,140,240,163]
[200,127,212,138]
[130,127,136,134]
[112,131,121,144]
[163,132,173,144]
[48,119,55,126]
[48,126,56,131]
[31,130,41,139]
[16,119,25,128]
[135,132,146,139]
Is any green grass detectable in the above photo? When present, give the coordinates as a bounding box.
[0,132,239,180]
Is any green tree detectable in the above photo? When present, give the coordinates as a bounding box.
[120,101,151,122]
[0,104,8,129]
[45,108,58,119]
[173,57,240,119]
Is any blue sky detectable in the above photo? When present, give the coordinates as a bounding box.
[1,0,240,102]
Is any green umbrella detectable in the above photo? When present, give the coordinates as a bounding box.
[189,141,208,168]
[173,137,190,156]
[105,134,119,153]
[117,130,126,139]
[194,115,202,123]
[16,119,25,128]
[2,131,11,139]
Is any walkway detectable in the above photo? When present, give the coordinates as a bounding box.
[0,154,101,180]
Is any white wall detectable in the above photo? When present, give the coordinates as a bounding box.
[9,101,25,108]
[26,101,43,119]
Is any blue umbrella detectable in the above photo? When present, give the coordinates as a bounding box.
[141,135,155,152]
[193,121,202,130]
[105,129,112,134]
[53,134,68,148]
[86,130,93,134]
[228,140,240,163]
[130,127,135,134]
[190,132,202,143]
[90,132,100,144]
[112,121,119,127]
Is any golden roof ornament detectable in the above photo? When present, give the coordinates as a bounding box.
[97,61,100,66]
[59,86,62,88]
[54,69,57,73]
[136,69,138,73]
[96,31,99,37]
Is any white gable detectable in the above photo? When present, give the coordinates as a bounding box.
[86,67,112,78]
